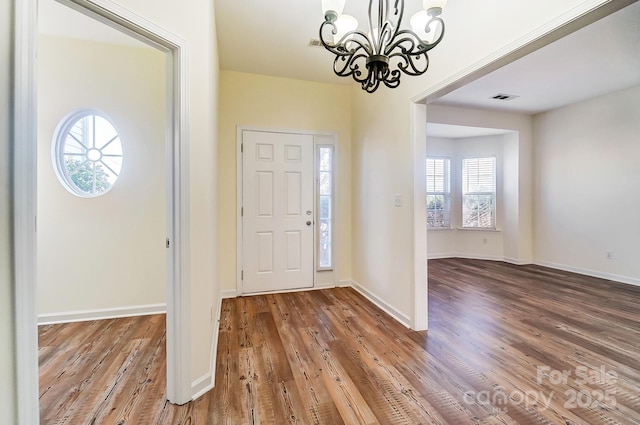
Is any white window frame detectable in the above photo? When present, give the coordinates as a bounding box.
[316,144,334,271]
[426,157,451,229]
[461,156,497,229]
[52,109,123,198]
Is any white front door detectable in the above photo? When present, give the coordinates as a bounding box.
[241,130,314,293]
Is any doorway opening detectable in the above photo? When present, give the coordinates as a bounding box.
[410,0,634,333]
[15,0,192,422]
[37,1,168,421]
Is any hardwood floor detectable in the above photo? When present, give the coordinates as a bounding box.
[39,259,640,424]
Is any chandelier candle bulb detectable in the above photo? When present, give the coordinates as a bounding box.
[319,0,447,93]
[333,14,358,44]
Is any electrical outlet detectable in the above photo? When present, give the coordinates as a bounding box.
[606,250,614,260]
[394,194,402,207]
[483,238,488,244]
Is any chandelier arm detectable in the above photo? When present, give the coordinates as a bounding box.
[383,69,402,89]
[378,0,404,54]
[378,21,397,55]
[368,0,378,53]
[333,50,368,79]
[320,21,374,57]
[394,0,405,35]
[340,33,374,56]
[389,50,430,76]
[384,30,442,58]
[385,31,420,54]
[363,68,381,93]
[394,16,445,52]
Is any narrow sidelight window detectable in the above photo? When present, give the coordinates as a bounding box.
[317,145,334,269]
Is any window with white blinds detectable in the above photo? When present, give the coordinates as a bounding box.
[462,157,496,228]
[426,157,451,228]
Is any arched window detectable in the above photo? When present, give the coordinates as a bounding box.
[52,109,123,197]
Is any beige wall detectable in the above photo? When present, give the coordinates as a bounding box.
[350,0,593,322]
[218,70,352,291]
[533,86,640,284]
[1,0,16,421]
[37,36,166,316]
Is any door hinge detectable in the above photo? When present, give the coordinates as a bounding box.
[166,238,170,248]
[241,143,243,153]
[241,206,244,217]
[241,270,244,280]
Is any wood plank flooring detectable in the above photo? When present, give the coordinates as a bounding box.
[39,259,640,424]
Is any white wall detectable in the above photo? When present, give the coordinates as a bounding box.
[37,36,166,318]
[533,85,640,285]
[1,0,17,421]
[108,0,220,386]
[218,70,352,291]
[426,134,509,260]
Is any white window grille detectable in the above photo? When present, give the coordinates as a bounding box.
[52,109,123,197]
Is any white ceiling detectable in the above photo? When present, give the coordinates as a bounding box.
[214,0,351,85]
[433,1,640,115]
[39,0,640,117]
[215,0,640,115]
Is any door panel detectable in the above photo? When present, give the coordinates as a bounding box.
[242,130,314,293]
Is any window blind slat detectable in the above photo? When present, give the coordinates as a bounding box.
[462,157,496,228]
[426,157,451,228]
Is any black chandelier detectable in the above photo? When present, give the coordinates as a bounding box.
[319,0,447,93]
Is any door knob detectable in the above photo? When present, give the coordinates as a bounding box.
[306,221,312,226]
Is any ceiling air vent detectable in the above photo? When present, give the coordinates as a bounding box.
[491,93,520,101]
[308,38,323,47]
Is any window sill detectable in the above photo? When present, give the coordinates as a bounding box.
[427,227,454,231]
[457,227,501,232]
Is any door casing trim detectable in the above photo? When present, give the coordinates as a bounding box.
[14,1,193,423]
[236,126,338,296]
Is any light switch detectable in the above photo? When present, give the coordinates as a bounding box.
[394,194,402,207]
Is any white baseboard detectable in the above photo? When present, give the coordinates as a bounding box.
[348,280,411,328]
[220,289,238,299]
[427,253,532,265]
[534,260,640,288]
[315,280,339,289]
[503,257,532,266]
[338,279,352,288]
[191,288,238,400]
[37,303,167,326]
[191,372,212,400]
